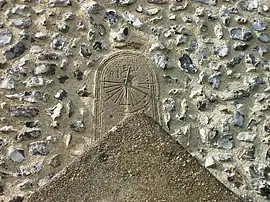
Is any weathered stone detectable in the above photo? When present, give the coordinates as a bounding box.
[0,30,12,45]
[9,106,39,117]
[28,141,49,156]
[70,120,85,132]
[7,147,25,162]
[4,42,25,60]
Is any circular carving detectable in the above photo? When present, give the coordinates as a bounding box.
[94,51,159,137]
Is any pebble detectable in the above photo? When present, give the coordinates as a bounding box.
[54,89,67,100]
[179,54,197,73]
[234,111,244,127]
[67,100,74,118]
[34,64,56,75]
[9,106,39,117]
[229,27,253,41]
[48,0,72,7]
[258,33,269,43]
[205,156,216,168]
[76,83,90,97]
[151,53,171,69]
[70,120,85,132]
[45,103,63,120]
[121,12,143,29]
[4,41,25,60]
[79,44,91,57]
[237,132,256,142]
[7,147,25,163]
[16,128,42,141]
[12,19,32,29]
[0,76,15,89]
[28,141,49,156]
[213,43,229,58]
[0,30,12,45]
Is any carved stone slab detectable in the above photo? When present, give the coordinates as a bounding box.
[94,51,160,139]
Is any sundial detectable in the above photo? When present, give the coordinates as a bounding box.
[94,51,160,139]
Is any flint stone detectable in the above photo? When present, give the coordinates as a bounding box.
[79,44,91,57]
[238,0,258,11]
[55,89,67,100]
[205,156,216,168]
[113,0,136,5]
[83,2,103,14]
[147,0,167,3]
[70,120,85,132]
[196,0,216,5]
[0,76,15,89]
[234,111,244,127]
[48,0,71,7]
[23,76,53,88]
[179,54,197,73]
[4,42,25,60]
[0,0,6,9]
[17,128,42,141]
[151,53,171,69]
[34,64,56,75]
[12,19,32,29]
[237,132,256,142]
[28,141,49,156]
[213,44,229,58]
[233,42,248,51]
[258,33,269,43]
[121,12,143,29]
[0,30,12,45]
[252,20,267,31]
[229,28,253,41]
[45,103,63,120]
[9,106,39,117]
[7,147,25,162]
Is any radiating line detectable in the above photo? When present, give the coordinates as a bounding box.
[135,85,150,90]
[129,89,139,105]
[106,87,124,101]
[105,85,122,94]
[104,83,122,89]
[137,82,153,85]
[130,85,148,95]
[118,88,125,105]
[103,80,122,84]
[113,88,124,104]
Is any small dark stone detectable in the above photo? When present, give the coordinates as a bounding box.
[28,141,49,156]
[77,84,90,97]
[70,120,85,132]
[37,52,59,60]
[79,44,91,57]
[57,23,69,33]
[179,54,197,73]
[67,100,74,118]
[16,128,42,141]
[234,111,244,127]
[10,106,39,117]
[0,0,6,9]
[105,10,117,24]
[93,41,103,51]
[24,120,39,128]
[197,99,208,111]
[226,55,243,68]
[4,42,25,60]
[230,27,253,41]
[58,75,69,84]
[233,42,248,51]
[74,70,83,81]
[7,196,24,202]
